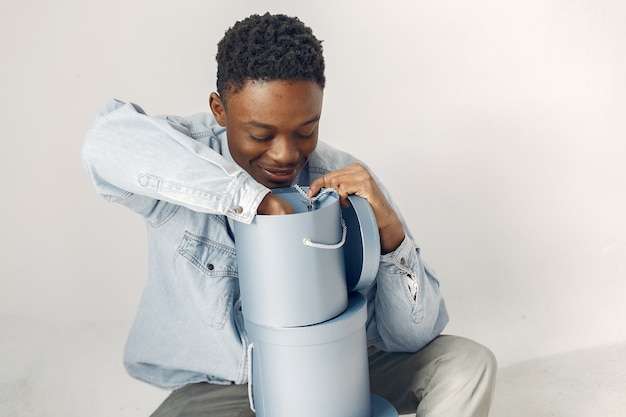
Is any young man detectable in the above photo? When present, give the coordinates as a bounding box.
[82,13,496,417]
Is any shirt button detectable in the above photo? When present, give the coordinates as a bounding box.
[235,206,243,214]
[207,263,214,271]
[400,257,405,265]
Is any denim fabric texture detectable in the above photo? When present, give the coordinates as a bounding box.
[81,99,449,389]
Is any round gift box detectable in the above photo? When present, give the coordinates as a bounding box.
[234,187,348,327]
[245,293,371,417]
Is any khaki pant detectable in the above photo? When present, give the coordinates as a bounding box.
[151,335,497,417]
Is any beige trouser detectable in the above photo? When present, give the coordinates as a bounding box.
[151,335,497,417]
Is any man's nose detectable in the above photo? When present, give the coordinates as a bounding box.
[269,136,299,164]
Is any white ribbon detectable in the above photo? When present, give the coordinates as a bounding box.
[247,343,255,413]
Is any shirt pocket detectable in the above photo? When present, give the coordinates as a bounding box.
[176,231,238,329]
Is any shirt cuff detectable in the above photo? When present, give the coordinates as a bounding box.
[380,235,420,299]
[226,177,270,224]
[380,235,418,269]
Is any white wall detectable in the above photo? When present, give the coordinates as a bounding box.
[1,0,625,402]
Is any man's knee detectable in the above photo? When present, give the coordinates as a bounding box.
[447,336,496,371]
[431,335,498,391]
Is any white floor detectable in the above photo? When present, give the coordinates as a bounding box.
[490,342,626,417]
[1,315,624,416]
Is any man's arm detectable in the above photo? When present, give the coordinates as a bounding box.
[366,236,449,352]
[81,99,269,223]
[308,163,449,352]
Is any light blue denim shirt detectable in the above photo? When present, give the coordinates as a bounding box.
[81,99,448,390]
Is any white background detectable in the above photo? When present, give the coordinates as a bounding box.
[1,0,625,415]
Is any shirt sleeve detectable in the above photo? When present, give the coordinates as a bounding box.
[364,235,449,352]
[81,99,269,223]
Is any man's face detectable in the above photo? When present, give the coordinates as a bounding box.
[210,80,323,189]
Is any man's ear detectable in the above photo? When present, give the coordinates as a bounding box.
[209,92,227,126]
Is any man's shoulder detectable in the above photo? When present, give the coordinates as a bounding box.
[168,112,224,137]
[161,111,226,150]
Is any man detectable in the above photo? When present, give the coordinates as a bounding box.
[82,12,496,417]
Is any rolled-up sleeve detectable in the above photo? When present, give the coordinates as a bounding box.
[81,99,269,223]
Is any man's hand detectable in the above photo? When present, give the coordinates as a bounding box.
[307,163,405,254]
[257,192,295,215]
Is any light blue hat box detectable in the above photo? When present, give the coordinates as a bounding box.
[233,186,348,327]
[233,186,398,417]
[245,293,372,417]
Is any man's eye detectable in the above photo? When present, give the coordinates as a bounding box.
[250,134,272,143]
[295,131,315,139]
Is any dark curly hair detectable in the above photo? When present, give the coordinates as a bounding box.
[216,13,325,100]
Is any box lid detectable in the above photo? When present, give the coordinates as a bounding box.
[343,195,380,291]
